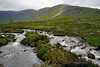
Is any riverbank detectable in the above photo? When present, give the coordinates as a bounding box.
[23,29,100,66]
[0,29,100,67]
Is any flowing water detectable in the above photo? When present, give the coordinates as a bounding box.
[0,29,100,67]
[0,32,43,67]
[24,29,100,66]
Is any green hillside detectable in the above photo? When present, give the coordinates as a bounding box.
[0,4,100,23]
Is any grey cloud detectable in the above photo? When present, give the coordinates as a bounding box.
[63,0,100,8]
[0,0,100,11]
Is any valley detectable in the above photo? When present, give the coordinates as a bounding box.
[0,4,100,67]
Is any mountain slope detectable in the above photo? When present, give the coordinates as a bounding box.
[0,4,100,23]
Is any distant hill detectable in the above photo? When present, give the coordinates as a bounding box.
[0,4,100,23]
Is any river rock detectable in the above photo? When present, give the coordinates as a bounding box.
[7,39,12,42]
[75,36,84,44]
[63,45,67,47]
[94,47,100,51]
[0,64,3,67]
[81,46,86,49]
[70,46,76,49]
[13,39,16,42]
[87,53,95,59]
[39,31,42,33]
[33,48,38,53]
[23,50,27,52]
[0,51,3,53]
[78,54,82,57]
[97,58,100,60]
[47,31,53,35]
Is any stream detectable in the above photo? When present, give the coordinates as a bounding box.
[0,29,100,67]
[0,31,43,67]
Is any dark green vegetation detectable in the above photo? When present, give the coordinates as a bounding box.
[0,33,15,46]
[37,44,98,67]
[21,32,49,47]
[0,26,24,33]
[5,34,15,39]
[0,4,100,23]
[0,38,7,46]
[0,34,8,46]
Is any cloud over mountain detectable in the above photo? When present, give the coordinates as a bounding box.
[0,0,100,11]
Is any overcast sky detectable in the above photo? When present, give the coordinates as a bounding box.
[0,0,100,11]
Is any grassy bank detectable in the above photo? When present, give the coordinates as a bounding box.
[0,33,15,47]
[21,32,49,47]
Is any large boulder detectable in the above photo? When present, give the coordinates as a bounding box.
[87,53,95,59]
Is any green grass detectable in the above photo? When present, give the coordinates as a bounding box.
[21,32,49,47]
[0,38,7,46]
[5,34,15,39]
[0,16,100,47]
[0,33,15,47]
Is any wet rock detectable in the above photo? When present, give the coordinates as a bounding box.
[23,50,27,52]
[49,37,54,39]
[0,64,4,67]
[90,49,92,51]
[71,40,75,43]
[97,58,100,60]
[94,47,100,51]
[13,39,16,42]
[0,51,3,53]
[87,53,95,59]
[63,46,67,47]
[75,36,84,44]
[2,54,6,57]
[33,48,38,53]
[81,46,86,49]
[70,46,76,49]
[39,31,42,33]
[47,31,53,35]
[7,39,12,42]
[76,45,81,47]
[2,33,5,35]
[78,54,82,57]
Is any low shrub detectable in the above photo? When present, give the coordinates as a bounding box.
[21,32,49,47]
[0,38,7,46]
